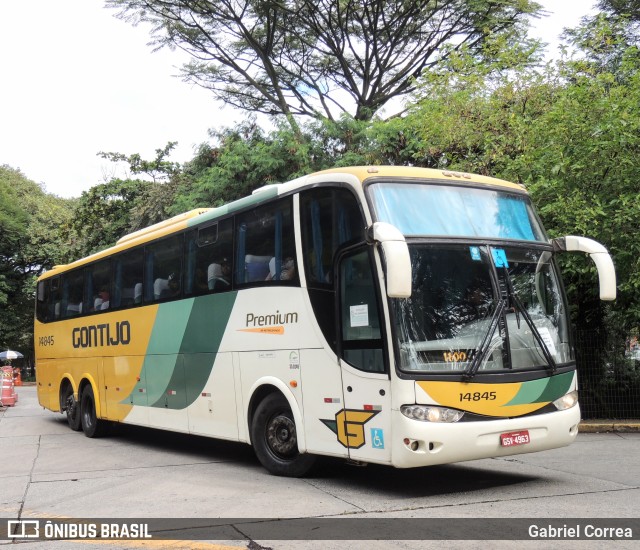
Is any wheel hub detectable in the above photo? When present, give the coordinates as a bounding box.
[267,414,296,457]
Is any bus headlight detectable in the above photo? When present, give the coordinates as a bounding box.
[553,390,579,411]
[401,405,464,423]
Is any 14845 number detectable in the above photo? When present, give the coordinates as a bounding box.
[459,391,496,402]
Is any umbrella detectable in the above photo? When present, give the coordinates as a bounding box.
[0,350,23,360]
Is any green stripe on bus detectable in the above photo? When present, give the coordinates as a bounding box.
[536,370,574,403]
[180,292,238,407]
[505,371,574,406]
[180,292,238,353]
[504,377,549,406]
[145,292,238,409]
[123,299,195,406]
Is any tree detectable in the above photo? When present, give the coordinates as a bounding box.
[171,119,315,212]
[97,141,181,183]
[0,165,73,359]
[107,0,542,132]
[67,178,154,258]
[598,0,640,20]
[67,143,185,258]
[97,142,183,234]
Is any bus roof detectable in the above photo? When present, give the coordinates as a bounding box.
[302,166,525,192]
[39,166,526,279]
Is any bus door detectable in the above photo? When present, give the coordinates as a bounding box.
[337,247,392,464]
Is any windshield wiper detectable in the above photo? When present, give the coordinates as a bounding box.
[502,266,557,374]
[462,299,506,381]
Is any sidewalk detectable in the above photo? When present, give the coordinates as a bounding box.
[579,420,640,433]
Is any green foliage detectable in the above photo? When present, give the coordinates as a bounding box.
[171,120,317,212]
[67,178,154,258]
[97,142,180,182]
[388,12,640,335]
[0,165,73,356]
[68,143,184,257]
[597,0,640,21]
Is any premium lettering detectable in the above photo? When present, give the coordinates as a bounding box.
[246,310,298,327]
[72,321,131,348]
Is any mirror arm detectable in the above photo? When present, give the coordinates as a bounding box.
[551,236,617,301]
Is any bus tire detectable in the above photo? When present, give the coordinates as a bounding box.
[61,384,81,432]
[80,384,108,438]
[251,393,316,477]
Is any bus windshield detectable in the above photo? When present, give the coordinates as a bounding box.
[368,182,546,241]
[391,245,571,374]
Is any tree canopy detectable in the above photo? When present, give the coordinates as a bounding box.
[106,0,542,130]
[0,166,73,356]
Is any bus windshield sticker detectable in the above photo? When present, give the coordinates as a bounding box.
[536,327,557,356]
[350,304,369,327]
[469,246,481,261]
[492,248,509,268]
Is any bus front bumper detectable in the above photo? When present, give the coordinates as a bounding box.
[390,405,580,468]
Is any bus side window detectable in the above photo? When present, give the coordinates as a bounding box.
[146,234,184,302]
[49,277,61,320]
[85,259,111,311]
[113,249,143,308]
[62,270,84,318]
[184,218,233,296]
[339,248,385,373]
[36,280,49,322]
[301,187,365,288]
[234,198,296,286]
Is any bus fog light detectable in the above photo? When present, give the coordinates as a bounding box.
[401,405,464,423]
[403,438,421,451]
[553,390,578,411]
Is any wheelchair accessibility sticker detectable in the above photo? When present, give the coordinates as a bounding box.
[371,428,385,449]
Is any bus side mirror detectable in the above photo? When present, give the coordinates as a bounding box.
[369,222,412,298]
[552,236,617,301]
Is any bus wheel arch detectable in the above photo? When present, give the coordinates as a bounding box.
[59,378,81,431]
[248,385,315,477]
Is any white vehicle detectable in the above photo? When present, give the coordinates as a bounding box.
[34,166,616,476]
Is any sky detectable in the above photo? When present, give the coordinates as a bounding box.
[0,1,596,199]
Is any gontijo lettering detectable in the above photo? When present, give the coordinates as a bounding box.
[72,321,131,348]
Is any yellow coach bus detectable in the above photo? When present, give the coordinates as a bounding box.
[34,166,616,476]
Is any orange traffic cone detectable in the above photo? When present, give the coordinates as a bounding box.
[1,366,17,406]
[13,367,22,386]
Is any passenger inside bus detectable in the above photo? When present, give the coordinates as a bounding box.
[94,287,110,311]
[166,273,180,298]
[207,259,231,290]
[266,256,296,281]
[154,274,181,300]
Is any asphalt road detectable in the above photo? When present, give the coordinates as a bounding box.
[1,385,638,550]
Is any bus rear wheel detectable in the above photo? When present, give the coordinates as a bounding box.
[80,384,108,438]
[251,393,316,477]
[61,385,81,431]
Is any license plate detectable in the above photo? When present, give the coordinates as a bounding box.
[500,430,530,447]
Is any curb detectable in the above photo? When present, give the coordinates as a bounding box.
[579,421,640,433]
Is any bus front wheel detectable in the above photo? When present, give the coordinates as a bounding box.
[251,393,316,477]
[80,384,108,438]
